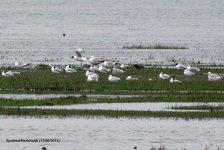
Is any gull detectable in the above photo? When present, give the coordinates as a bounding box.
[51,66,64,73]
[89,65,99,72]
[126,76,138,80]
[187,65,201,72]
[111,67,124,74]
[99,66,110,73]
[184,69,195,76]
[134,64,144,70]
[175,63,187,70]
[120,64,128,68]
[15,61,31,68]
[87,56,106,66]
[108,75,121,82]
[170,77,182,82]
[104,61,116,68]
[65,65,77,73]
[2,71,21,76]
[208,72,223,81]
[87,74,99,81]
[70,49,87,65]
[85,71,99,78]
[159,72,174,80]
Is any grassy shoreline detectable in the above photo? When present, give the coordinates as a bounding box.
[0,66,223,118]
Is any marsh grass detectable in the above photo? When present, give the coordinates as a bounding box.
[0,107,224,119]
[172,104,224,111]
[1,92,224,107]
[0,66,223,92]
[122,43,188,49]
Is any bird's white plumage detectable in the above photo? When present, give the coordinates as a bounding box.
[175,63,187,70]
[184,69,195,76]
[208,72,223,81]
[89,65,99,72]
[108,75,121,82]
[159,73,171,80]
[170,77,182,82]
[87,74,99,81]
[2,71,21,76]
[126,76,138,80]
[111,67,124,74]
[187,65,200,72]
[87,56,106,65]
[99,66,110,73]
[71,49,87,65]
[15,61,31,68]
[65,65,77,73]
[51,66,63,73]
[104,61,115,68]
[85,71,99,78]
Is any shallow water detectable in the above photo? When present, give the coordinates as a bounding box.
[0,0,224,67]
[1,116,224,150]
[20,102,224,112]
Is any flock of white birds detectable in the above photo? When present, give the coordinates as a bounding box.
[1,49,223,82]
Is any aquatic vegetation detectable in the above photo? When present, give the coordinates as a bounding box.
[0,107,224,119]
[122,43,188,49]
[171,104,224,111]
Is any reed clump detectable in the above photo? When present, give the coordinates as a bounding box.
[122,43,188,49]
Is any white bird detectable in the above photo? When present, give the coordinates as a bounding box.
[89,65,99,72]
[126,76,138,80]
[2,71,21,76]
[120,64,128,68]
[170,77,182,83]
[159,72,173,80]
[108,75,121,82]
[175,63,187,70]
[70,49,87,65]
[85,71,99,78]
[104,61,118,68]
[187,65,201,72]
[15,61,31,68]
[184,69,195,76]
[87,74,99,81]
[208,72,223,81]
[87,56,106,65]
[51,66,64,73]
[65,65,77,73]
[111,67,124,74]
[99,66,110,73]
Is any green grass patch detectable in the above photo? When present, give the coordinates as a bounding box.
[0,107,223,119]
[171,104,224,111]
[0,66,223,92]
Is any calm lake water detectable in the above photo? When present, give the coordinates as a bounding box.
[1,0,224,149]
[0,0,224,66]
[1,116,224,150]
